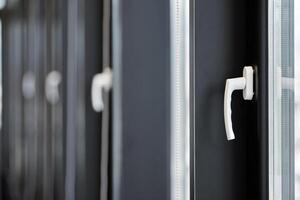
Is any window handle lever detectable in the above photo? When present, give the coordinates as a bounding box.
[224,66,254,140]
[91,68,112,112]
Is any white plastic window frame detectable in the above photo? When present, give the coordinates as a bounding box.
[268,0,294,199]
[170,0,190,200]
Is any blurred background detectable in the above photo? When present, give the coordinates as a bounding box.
[0,0,112,199]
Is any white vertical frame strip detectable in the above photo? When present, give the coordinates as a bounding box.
[269,0,283,199]
[170,0,190,200]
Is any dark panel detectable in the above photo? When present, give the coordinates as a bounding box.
[190,0,195,199]
[84,0,103,199]
[245,0,269,199]
[116,0,171,199]
[194,0,268,199]
[1,1,27,199]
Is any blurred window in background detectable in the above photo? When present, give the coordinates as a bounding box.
[0,0,5,10]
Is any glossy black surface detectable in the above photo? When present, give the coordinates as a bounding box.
[194,0,268,199]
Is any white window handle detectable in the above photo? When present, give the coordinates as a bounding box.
[45,71,62,105]
[224,66,254,140]
[91,68,112,112]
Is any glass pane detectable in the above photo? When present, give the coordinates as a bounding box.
[269,0,294,199]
